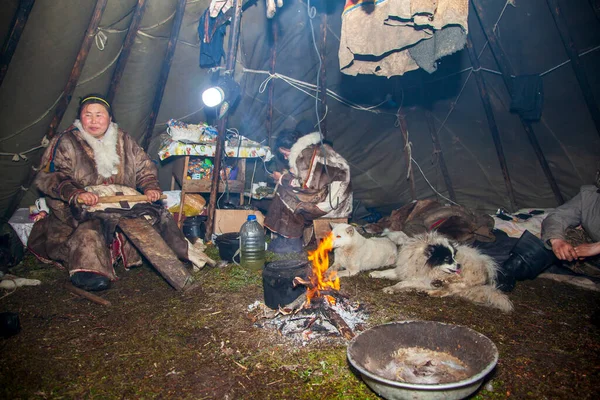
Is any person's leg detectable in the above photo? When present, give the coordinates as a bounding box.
[496,230,556,292]
[67,219,113,291]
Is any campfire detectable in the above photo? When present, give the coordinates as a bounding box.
[251,233,367,344]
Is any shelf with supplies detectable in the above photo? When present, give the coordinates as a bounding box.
[158,124,274,227]
[170,155,246,199]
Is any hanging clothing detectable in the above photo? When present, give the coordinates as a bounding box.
[199,9,226,68]
[339,0,469,77]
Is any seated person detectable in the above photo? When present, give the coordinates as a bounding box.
[28,94,197,291]
[497,170,600,291]
[541,170,600,261]
[264,126,352,253]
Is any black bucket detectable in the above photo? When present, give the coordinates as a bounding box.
[215,232,240,263]
[182,216,207,243]
[262,260,310,309]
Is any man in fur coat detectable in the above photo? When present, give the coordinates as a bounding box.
[28,95,193,291]
[265,126,352,253]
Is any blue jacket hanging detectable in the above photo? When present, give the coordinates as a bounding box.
[198,9,226,68]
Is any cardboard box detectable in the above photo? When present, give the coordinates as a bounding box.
[313,218,348,241]
[214,209,265,234]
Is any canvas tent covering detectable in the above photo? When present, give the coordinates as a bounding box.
[0,0,599,225]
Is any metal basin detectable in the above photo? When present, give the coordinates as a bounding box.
[347,321,498,400]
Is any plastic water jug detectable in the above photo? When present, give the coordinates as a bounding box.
[240,215,265,271]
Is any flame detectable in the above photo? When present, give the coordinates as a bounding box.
[306,232,340,305]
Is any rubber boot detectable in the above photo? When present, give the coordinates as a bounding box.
[70,272,111,292]
[496,230,556,292]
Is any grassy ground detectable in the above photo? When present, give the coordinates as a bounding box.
[1,247,599,399]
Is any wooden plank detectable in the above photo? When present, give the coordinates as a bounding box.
[396,112,417,201]
[206,0,244,241]
[140,0,187,150]
[118,217,193,291]
[183,179,245,193]
[465,35,517,211]
[106,0,148,104]
[0,0,36,88]
[545,0,600,138]
[471,0,565,205]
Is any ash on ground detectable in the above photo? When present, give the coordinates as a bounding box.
[248,297,368,346]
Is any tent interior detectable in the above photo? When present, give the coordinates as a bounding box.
[0,0,599,220]
[1,0,600,398]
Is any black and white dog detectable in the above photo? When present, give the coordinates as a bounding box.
[371,231,513,312]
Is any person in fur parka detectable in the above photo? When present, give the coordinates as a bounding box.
[265,126,352,253]
[28,94,189,291]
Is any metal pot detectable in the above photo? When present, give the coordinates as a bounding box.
[262,260,310,309]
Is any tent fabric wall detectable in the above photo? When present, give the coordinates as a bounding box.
[0,0,599,222]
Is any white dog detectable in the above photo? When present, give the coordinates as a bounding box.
[330,224,398,278]
[370,231,513,312]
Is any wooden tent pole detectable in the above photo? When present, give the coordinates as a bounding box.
[545,0,600,138]
[422,88,456,203]
[46,0,108,139]
[106,0,147,104]
[590,0,600,23]
[318,12,328,137]
[3,0,107,222]
[0,0,36,88]
[205,0,243,241]
[396,112,417,201]
[141,0,186,150]
[471,0,564,205]
[266,19,278,149]
[465,35,517,211]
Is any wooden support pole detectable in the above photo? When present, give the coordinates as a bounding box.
[465,35,517,211]
[318,12,328,138]
[422,88,456,203]
[141,0,186,150]
[396,112,417,201]
[3,0,107,222]
[545,0,600,138]
[106,0,147,104]
[0,0,36,88]
[206,0,244,241]
[266,19,278,149]
[590,0,600,23]
[45,0,109,139]
[65,283,112,306]
[471,0,564,205]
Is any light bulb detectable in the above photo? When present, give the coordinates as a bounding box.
[202,87,225,107]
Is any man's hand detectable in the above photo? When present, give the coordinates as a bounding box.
[550,238,578,261]
[145,189,162,202]
[271,171,283,183]
[77,192,99,206]
[575,242,600,259]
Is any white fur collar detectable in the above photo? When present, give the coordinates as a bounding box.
[73,119,120,178]
[288,132,322,175]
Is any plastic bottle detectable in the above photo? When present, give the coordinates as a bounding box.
[240,215,265,271]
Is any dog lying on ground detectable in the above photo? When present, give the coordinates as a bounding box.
[330,223,398,277]
[370,231,513,312]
